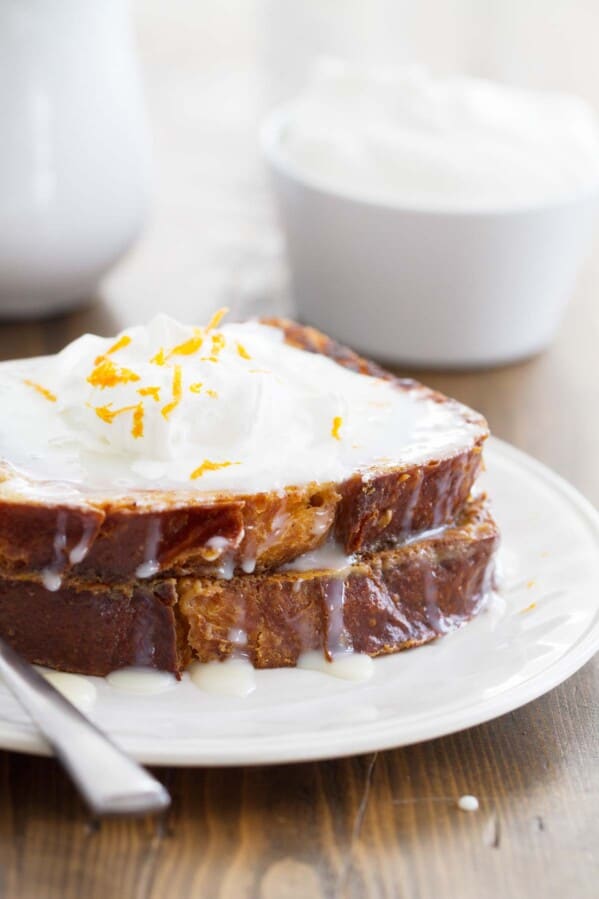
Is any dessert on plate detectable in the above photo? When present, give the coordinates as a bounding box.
[0,311,498,676]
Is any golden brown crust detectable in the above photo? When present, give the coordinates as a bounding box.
[0,498,497,676]
[178,497,498,669]
[0,577,184,677]
[0,319,488,582]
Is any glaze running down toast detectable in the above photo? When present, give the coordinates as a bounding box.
[0,498,497,676]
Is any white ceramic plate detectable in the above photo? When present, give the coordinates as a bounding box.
[0,437,597,766]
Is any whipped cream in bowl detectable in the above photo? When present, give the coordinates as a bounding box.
[0,311,482,503]
[268,60,599,211]
[262,61,599,367]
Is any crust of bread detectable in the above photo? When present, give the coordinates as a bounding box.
[0,319,488,582]
[178,496,498,669]
[0,498,497,676]
[0,577,186,677]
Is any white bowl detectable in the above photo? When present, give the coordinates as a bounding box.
[262,106,599,368]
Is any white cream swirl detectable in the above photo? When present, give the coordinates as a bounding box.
[0,314,483,495]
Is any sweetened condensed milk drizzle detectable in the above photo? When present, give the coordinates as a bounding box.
[68,518,98,566]
[41,510,69,592]
[136,518,162,579]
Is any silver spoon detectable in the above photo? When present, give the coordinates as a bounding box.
[0,637,171,816]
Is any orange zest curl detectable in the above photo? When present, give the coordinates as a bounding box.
[150,348,166,366]
[166,334,204,359]
[190,459,239,480]
[137,386,161,402]
[161,364,182,420]
[131,403,144,439]
[236,342,251,360]
[94,334,131,366]
[93,403,137,424]
[331,416,343,440]
[87,358,140,389]
[93,402,144,438]
[206,307,229,331]
[24,379,57,403]
[211,333,226,356]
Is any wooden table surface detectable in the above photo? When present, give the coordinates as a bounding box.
[0,4,598,896]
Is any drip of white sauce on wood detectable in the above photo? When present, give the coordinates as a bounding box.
[106,667,177,694]
[298,650,374,681]
[39,669,97,711]
[188,659,256,697]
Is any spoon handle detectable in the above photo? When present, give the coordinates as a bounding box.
[0,638,171,816]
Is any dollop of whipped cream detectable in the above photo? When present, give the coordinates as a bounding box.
[0,313,481,496]
[276,60,599,209]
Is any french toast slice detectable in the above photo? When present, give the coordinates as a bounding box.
[178,495,498,669]
[0,498,497,676]
[0,319,487,584]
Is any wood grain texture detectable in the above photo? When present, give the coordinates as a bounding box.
[0,2,598,896]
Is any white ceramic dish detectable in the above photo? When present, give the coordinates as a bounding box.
[0,0,148,317]
[262,106,599,368]
[0,437,597,765]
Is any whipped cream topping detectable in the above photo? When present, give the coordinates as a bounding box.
[275,60,599,209]
[0,313,482,498]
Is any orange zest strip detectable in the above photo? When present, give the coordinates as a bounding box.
[87,358,140,389]
[521,602,537,613]
[161,364,182,419]
[166,334,203,359]
[236,342,251,360]
[131,403,144,439]
[93,403,138,424]
[24,379,57,403]
[137,386,161,402]
[206,389,218,399]
[94,401,144,439]
[189,382,203,394]
[94,334,131,365]
[206,307,229,331]
[331,416,343,440]
[211,333,226,356]
[190,459,239,481]
[150,348,166,366]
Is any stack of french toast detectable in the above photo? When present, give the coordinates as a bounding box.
[0,319,499,677]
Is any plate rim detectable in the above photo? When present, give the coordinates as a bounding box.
[0,436,598,766]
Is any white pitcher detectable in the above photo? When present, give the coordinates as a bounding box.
[0,0,149,317]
